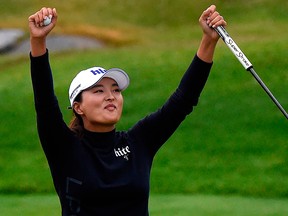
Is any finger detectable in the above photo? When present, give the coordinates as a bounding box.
[40,7,50,17]
[28,14,37,25]
[199,9,209,23]
[214,19,227,28]
[208,11,220,22]
[205,5,216,16]
[37,7,52,26]
[53,7,57,15]
[31,11,44,27]
[51,8,58,24]
[214,15,227,28]
[32,12,41,27]
[209,15,223,27]
[204,5,217,25]
[45,7,54,20]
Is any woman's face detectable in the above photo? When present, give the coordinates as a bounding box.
[74,77,124,132]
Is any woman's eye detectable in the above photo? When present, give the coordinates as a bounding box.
[94,89,103,93]
[113,89,121,93]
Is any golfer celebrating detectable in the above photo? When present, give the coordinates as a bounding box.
[29,5,226,216]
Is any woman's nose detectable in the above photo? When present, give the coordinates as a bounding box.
[105,91,115,101]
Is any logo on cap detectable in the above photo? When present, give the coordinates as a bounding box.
[70,84,81,100]
[90,68,106,75]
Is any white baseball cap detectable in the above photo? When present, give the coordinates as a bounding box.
[68,66,130,108]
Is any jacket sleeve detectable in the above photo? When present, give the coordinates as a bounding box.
[128,54,213,154]
[177,54,212,109]
[30,50,74,157]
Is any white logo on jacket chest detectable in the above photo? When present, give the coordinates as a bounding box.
[114,146,130,160]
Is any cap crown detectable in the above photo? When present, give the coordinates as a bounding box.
[69,67,107,106]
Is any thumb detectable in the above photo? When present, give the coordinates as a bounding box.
[51,8,58,25]
[203,5,216,19]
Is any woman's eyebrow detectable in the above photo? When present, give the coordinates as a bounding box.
[93,84,103,88]
[92,83,119,88]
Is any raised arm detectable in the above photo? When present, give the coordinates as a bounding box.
[28,7,58,57]
[197,5,227,63]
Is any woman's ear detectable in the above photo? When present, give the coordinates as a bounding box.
[73,102,84,115]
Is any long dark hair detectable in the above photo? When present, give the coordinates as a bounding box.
[68,93,85,137]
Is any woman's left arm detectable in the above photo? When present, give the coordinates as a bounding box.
[128,5,226,153]
[197,4,227,63]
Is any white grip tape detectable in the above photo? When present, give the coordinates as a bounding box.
[215,26,253,70]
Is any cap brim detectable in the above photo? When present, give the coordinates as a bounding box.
[102,68,130,91]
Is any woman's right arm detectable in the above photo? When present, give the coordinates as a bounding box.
[29,7,59,111]
[29,7,74,157]
[28,7,57,57]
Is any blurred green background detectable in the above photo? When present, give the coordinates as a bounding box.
[0,0,287,215]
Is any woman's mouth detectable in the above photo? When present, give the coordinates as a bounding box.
[105,104,116,111]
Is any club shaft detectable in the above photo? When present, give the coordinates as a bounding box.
[249,68,288,119]
[214,26,288,120]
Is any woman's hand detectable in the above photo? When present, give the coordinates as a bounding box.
[197,5,227,63]
[199,5,227,41]
[28,7,57,56]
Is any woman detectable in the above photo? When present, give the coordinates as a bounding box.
[29,5,226,216]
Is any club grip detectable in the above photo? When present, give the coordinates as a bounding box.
[214,26,253,70]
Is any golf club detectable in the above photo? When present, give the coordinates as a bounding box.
[214,25,288,120]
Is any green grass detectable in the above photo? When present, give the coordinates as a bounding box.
[1,194,288,216]
[0,0,288,214]
[1,45,287,197]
